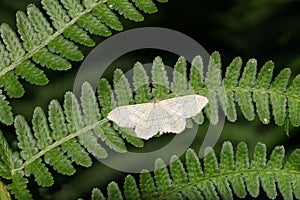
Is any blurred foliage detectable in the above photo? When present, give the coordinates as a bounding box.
[0,0,299,199]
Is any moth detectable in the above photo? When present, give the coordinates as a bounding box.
[107,94,209,140]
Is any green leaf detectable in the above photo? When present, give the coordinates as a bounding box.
[189,57,206,129]
[220,141,234,172]
[132,0,158,14]
[27,4,53,40]
[170,155,198,199]
[0,24,25,61]
[32,106,75,175]
[189,55,204,91]
[107,182,123,200]
[284,149,300,199]
[44,148,75,175]
[32,107,53,149]
[171,56,188,95]
[205,51,222,124]
[113,69,133,106]
[0,71,24,98]
[8,173,32,200]
[48,36,84,61]
[119,128,144,147]
[78,84,108,159]
[124,175,141,200]
[25,158,53,187]
[204,148,233,199]
[81,0,98,8]
[97,78,117,117]
[41,0,70,30]
[16,11,39,51]
[221,57,242,122]
[91,188,105,200]
[185,148,203,181]
[64,92,107,159]
[170,155,187,187]
[64,24,95,47]
[81,82,102,126]
[287,75,300,126]
[63,139,92,167]
[0,90,13,125]
[253,61,274,124]
[97,122,127,153]
[151,57,170,99]
[0,41,10,69]
[14,115,38,160]
[154,158,174,196]
[0,130,22,179]
[77,10,111,37]
[15,61,49,86]
[92,3,123,31]
[108,0,144,22]
[246,143,266,197]
[270,68,291,126]
[84,142,300,200]
[77,14,111,37]
[51,98,92,167]
[133,62,151,104]
[79,130,108,159]
[49,99,96,167]
[60,0,84,17]
[33,48,72,71]
[235,59,257,121]
[139,170,158,200]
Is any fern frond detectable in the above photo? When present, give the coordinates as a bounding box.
[0,81,129,199]
[0,0,168,125]
[86,141,300,200]
[0,53,299,199]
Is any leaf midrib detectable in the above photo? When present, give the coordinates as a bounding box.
[158,168,300,200]
[200,87,299,101]
[11,118,108,174]
[0,0,107,77]
[10,86,299,175]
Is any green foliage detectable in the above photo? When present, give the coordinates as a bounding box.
[151,56,170,99]
[85,141,300,200]
[0,0,167,125]
[171,56,188,95]
[91,188,105,200]
[113,69,133,106]
[0,53,299,199]
[133,62,151,104]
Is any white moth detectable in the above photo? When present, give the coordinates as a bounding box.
[107,94,209,140]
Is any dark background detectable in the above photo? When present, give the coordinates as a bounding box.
[0,0,300,199]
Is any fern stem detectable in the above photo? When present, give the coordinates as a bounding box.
[199,87,298,101]
[158,169,300,200]
[11,118,108,175]
[0,0,107,78]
